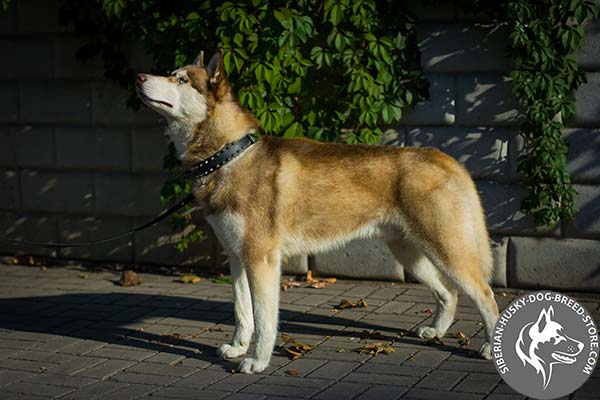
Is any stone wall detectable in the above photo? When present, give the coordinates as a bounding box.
[0,1,599,289]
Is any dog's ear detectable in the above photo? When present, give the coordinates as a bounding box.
[206,49,225,85]
[535,307,552,333]
[193,50,205,68]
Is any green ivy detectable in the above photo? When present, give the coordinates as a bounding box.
[57,0,428,252]
[507,0,597,226]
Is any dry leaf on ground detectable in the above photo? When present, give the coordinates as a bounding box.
[425,336,445,346]
[454,331,470,345]
[416,307,433,314]
[336,298,368,310]
[181,274,201,284]
[281,270,336,291]
[79,273,88,279]
[279,333,313,360]
[355,342,395,356]
[285,370,300,376]
[120,270,141,286]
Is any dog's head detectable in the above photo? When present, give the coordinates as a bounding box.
[135,49,230,125]
[515,306,584,389]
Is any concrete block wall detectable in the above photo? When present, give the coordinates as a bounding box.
[313,3,600,290]
[0,0,221,268]
[1,1,599,289]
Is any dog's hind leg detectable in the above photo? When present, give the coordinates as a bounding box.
[238,249,281,374]
[217,254,254,359]
[387,239,458,340]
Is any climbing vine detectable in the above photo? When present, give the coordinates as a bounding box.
[507,0,597,226]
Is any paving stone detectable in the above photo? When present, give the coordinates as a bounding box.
[174,370,230,387]
[76,359,136,379]
[343,372,419,387]
[151,386,230,399]
[109,371,180,386]
[22,372,96,388]
[355,363,430,378]
[306,361,358,380]
[273,358,327,377]
[415,369,466,390]
[205,373,264,392]
[100,383,158,400]
[402,388,484,400]
[0,370,36,387]
[4,381,74,397]
[242,382,321,398]
[313,382,367,400]
[354,385,406,400]
[60,380,125,399]
[86,347,156,361]
[402,350,450,368]
[49,356,107,375]
[125,362,198,377]
[453,372,501,394]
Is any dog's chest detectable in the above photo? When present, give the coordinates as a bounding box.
[205,212,245,255]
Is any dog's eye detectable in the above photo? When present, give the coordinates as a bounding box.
[178,77,188,84]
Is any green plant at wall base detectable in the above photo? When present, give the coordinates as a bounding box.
[56,0,428,252]
[507,0,597,226]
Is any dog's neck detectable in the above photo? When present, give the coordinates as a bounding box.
[168,100,260,166]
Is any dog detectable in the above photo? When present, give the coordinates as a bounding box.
[516,306,584,389]
[136,49,500,374]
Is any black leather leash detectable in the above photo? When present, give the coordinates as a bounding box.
[0,134,256,249]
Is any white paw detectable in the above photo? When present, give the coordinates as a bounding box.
[479,342,492,360]
[217,343,247,359]
[416,326,440,339]
[238,357,269,374]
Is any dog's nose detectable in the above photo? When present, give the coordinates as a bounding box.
[137,73,148,83]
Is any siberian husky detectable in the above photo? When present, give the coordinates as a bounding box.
[136,49,500,373]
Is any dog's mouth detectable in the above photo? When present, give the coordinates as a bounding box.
[136,87,173,108]
[552,351,577,364]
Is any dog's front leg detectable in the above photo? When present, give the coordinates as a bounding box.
[238,251,281,374]
[217,255,254,359]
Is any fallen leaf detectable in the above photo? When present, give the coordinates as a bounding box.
[336,348,346,353]
[120,270,141,287]
[419,307,433,314]
[454,331,470,346]
[285,370,300,376]
[281,333,294,343]
[280,271,336,291]
[336,298,368,310]
[425,336,444,346]
[355,342,395,356]
[79,273,88,279]
[181,274,201,284]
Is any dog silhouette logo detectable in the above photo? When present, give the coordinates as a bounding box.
[515,306,584,390]
[491,291,597,399]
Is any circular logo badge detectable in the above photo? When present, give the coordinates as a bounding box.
[491,291,598,399]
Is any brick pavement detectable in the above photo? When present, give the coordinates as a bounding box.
[0,264,598,400]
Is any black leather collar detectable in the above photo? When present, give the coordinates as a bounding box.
[186,134,256,179]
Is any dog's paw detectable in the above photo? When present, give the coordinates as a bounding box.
[238,357,269,374]
[217,343,247,359]
[479,342,492,360]
[416,326,440,339]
